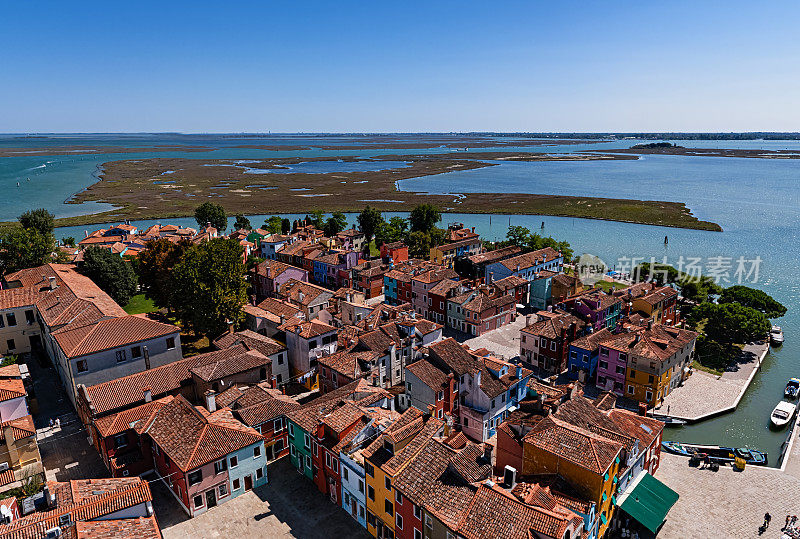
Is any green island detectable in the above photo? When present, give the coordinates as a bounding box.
[39,152,720,231]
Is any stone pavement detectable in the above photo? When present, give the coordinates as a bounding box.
[657,453,800,538]
[457,314,527,360]
[157,458,369,539]
[655,342,769,422]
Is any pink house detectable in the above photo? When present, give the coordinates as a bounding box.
[595,341,627,396]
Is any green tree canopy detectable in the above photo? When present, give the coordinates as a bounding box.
[194,202,227,231]
[634,262,680,285]
[138,238,191,310]
[234,214,252,231]
[308,210,326,229]
[718,285,787,318]
[375,216,408,247]
[357,206,383,245]
[506,226,530,246]
[409,204,441,233]
[323,211,348,236]
[264,216,283,234]
[80,246,139,306]
[679,275,722,304]
[18,209,55,236]
[0,227,55,274]
[170,238,248,337]
[281,218,291,234]
[693,302,770,344]
[407,230,431,259]
[62,236,76,247]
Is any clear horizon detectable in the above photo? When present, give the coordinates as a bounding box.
[2,1,799,133]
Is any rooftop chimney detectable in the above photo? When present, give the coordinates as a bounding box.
[205,389,217,412]
[483,443,493,464]
[143,386,152,403]
[48,276,57,290]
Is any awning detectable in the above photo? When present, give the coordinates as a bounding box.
[615,472,679,534]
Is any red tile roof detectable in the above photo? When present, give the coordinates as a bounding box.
[524,415,622,474]
[213,329,286,357]
[93,398,171,438]
[0,377,26,402]
[496,247,561,271]
[0,414,36,442]
[75,515,161,539]
[135,395,262,472]
[52,315,178,358]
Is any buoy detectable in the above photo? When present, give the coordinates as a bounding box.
[664,235,669,245]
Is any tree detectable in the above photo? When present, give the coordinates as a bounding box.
[62,236,76,247]
[693,302,770,344]
[407,231,431,259]
[170,238,248,337]
[308,210,326,229]
[634,262,680,285]
[409,204,441,233]
[264,216,283,234]
[281,218,291,234]
[506,226,530,246]
[718,285,787,318]
[374,216,408,247]
[18,209,54,236]
[429,227,446,247]
[679,275,722,304]
[194,202,227,231]
[357,206,383,244]
[0,227,55,274]
[234,214,251,231]
[81,246,139,306]
[138,238,190,310]
[323,211,348,236]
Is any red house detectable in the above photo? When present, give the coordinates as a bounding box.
[380,241,408,263]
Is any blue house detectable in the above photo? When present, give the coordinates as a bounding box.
[485,247,563,307]
[567,328,614,383]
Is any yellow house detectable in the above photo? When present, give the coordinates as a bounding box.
[362,409,442,539]
[0,365,44,488]
[522,415,623,538]
[629,286,678,325]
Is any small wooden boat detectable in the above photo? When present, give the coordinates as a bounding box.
[650,414,686,427]
[661,441,768,465]
[785,378,800,399]
[771,401,797,429]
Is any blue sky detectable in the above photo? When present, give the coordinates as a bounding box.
[2,1,799,132]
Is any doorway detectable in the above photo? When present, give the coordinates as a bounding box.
[206,488,217,508]
[244,474,253,491]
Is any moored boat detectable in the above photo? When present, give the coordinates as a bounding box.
[785,378,800,399]
[771,401,797,429]
[661,441,768,465]
[772,325,784,345]
[651,414,687,427]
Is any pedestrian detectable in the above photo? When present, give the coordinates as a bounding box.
[786,515,791,530]
[48,418,54,429]
[792,515,798,526]
[667,405,670,415]
[55,417,61,429]
[702,454,710,469]
[764,513,771,529]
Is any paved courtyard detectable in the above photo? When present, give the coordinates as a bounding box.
[156,458,369,539]
[457,314,527,360]
[655,342,768,421]
[657,453,800,538]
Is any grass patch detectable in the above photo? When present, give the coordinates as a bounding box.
[692,360,724,377]
[694,336,742,373]
[368,240,380,258]
[594,280,628,293]
[123,294,156,315]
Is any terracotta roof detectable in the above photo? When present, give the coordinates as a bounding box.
[429,338,481,377]
[136,395,261,472]
[319,350,380,380]
[511,480,592,518]
[364,413,443,474]
[254,259,296,279]
[598,325,697,362]
[457,484,583,539]
[570,327,614,352]
[0,414,36,441]
[213,329,286,357]
[462,290,516,313]
[280,279,332,306]
[228,384,300,427]
[253,297,304,320]
[405,359,449,390]
[189,346,269,382]
[435,237,481,252]
[638,285,679,306]
[412,268,458,284]
[354,329,396,354]
[52,315,178,358]
[551,273,580,288]
[75,515,161,539]
[0,478,153,539]
[0,287,45,311]
[521,312,585,339]
[93,398,170,438]
[279,319,336,339]
[287,379,390,433]
[491,274,528,290]
[575,288,623,311]
[496,247,561,271]
[608,408,665,450]
[467,245,522,265]
[0,377,26,402]
[524,415,622,474]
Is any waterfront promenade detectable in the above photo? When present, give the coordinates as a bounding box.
[655,342,769,422]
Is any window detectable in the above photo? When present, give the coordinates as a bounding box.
[188,470,203,486]
[396,491,403,504]
[0,317,4,328]
[304,433,311,449]
[600,347,609,357]
[313,440,318,456]
[648,374,655,383]
[166,337,176,350]
[463,417,469,427]
[540,338,547,348]
[193,495,204,509]
[274,418,284,433]
[25,310,34,325]
[254,445,261,459]
[413,504,422,520]
[214,459,227,474]
[277,353,284,365]
[437,391,444,401]
[646,390,653,401]
[6,313,16,327]
[396,513,403,530]
[406,382,413,392]
[385,477,391,491]
[115,350,127,363]
[218,483,228,497]
[230,455,238,468]
[358,479,364,493]
[367,512,376,527]
[414,529,423,539]
[367,485,375,501]
[325,453,331,468]
[570,350,577,359]
[619,352,627,361]
[551,341,556,351]
[256,467,264,479]
[288,424,295,438]
[76,360,88,373]
[365,462,374,477]
[599,360,609,370]
[305,455,311,470]
[616,365,625,375]
[113,433,127,448]
[343,467,349,481]
[385,499,394,516]
[275,439,284,453]
[627,385,635,395]
[290,445,297,457]
[437,409,443,418]
[332,459,338,473]
[425,514,433,529]
[233,478,241,490]
[131,346,142,359]
[309,339,317,348]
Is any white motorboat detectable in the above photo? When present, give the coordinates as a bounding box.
[770,401,796,429]
[771,325,784,345]
[786,378,800,399]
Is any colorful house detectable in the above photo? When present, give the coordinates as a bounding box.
[567,328,613,383]
[484,247,563,306]
[564,288,623,331]
[520,311,586,378]
[252,259,308,299]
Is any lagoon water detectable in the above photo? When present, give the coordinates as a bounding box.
[4,133,800,465]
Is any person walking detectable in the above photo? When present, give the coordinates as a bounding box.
[785,515,791,530]
[764,513,771,529]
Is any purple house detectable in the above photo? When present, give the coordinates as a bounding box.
[562,288,623,331]
[253,260,309,299]
[313,250,359,288]
[595,339,627,396]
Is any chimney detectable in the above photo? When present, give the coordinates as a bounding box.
[471,227,475,233]
[503,465,517,489]
[516,365,522,379]
[205,389,217,412]
[483,443,493,464]
[298,291,305,303]
[638,402,647,416]
[48,276,57,290]
[143,386,152,403]
[516,264,520,273]
[488,271,494,284]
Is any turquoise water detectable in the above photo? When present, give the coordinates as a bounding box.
[3,133,800,464]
